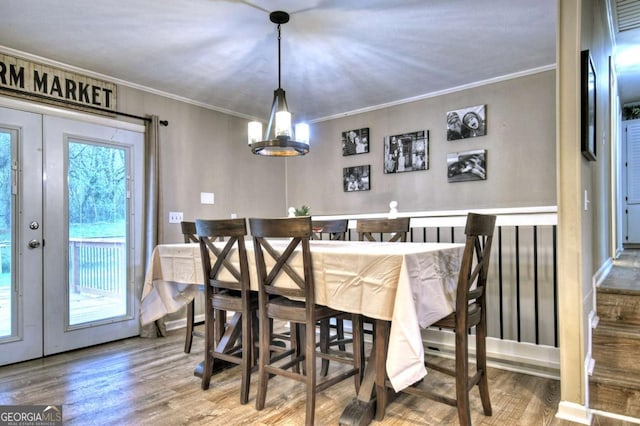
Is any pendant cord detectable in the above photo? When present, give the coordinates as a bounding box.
[277,24,282,89]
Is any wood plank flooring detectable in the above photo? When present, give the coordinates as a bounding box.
[0,330,576,426]
[599,249,640,292]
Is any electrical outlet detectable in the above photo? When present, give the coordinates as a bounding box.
[169,211,183,223]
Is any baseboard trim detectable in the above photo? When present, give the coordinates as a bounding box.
[587,309,597,377]
[591,409,640,424]
[422,329,560,379]
[165,314,205,332]
[589,310,599,329]
[594,257,613,288]
[556,401,592,424]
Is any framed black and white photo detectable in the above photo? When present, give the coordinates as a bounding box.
[342,127,369,156]
[447,149,487,182]
[383,130,428,174]
[343,165,370,192]
[446,105,486,140]
[581,50,596,161]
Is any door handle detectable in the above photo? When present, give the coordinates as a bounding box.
[28,239,41,249]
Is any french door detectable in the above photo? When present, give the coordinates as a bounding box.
[0,104,144,365]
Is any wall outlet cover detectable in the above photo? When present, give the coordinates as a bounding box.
[169,211,183,223]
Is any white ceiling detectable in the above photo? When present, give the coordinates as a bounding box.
[0,0,638,122]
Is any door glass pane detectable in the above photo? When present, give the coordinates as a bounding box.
[67,140,128,326]
[0,130,14,338]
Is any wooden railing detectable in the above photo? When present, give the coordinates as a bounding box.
[314,206,558,369]
[68,238,126,296]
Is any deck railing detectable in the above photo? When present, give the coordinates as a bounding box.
[68,238,126,296]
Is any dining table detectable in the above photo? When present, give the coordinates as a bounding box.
[140,239,464,424]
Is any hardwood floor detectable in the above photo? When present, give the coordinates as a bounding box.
[590,249,640,425]
[599,249,640,292]
[0,329,575,426]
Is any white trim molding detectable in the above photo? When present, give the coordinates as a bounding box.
[422,329,560,379]
[0,95,145,133]
[314,205,559,229]
[587,310,598,376]
[556,401,592,424]
[591,409,640,424]
[594,257,613,287]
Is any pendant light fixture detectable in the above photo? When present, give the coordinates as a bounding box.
[247,11,309,156]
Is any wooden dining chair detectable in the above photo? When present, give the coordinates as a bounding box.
[311,218,351,372]
[311,219,348,240]
[195,218,257,404]
[249,216,363,426]
[385,212,496,425]
[355,217,410,341]
[181,221,205,354]
[356,217,410,242]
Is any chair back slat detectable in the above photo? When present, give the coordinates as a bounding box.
[456,213,496,329]
[311,219,348,240]
[356,217,410,242]
[181,221,198,243]
[249,217,314,303]
[205,237,243,285]
[261,238,306,292]
[195,218,250,293]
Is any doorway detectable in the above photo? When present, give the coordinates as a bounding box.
[623,119,640,245]
[0,105,145,365]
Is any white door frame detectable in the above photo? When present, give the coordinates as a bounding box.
[43,115,144,354]
[0,96,146,363]
[0,107,43,365]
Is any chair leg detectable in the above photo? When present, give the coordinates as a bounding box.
[374,320,390,421]
[256,312,270,411]
[319,319,330,377]
[298,324,307,375]
[305,319,317,426]
[251,311,260,368]
[184,299,195,353]
[351,314,363,393]
[239,309,251,405]
[335,318,346,351]
[200,301,215,390]
[455,330,471,426]
[477,323,492,416]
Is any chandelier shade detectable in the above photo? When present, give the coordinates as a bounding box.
[248,11,309,156]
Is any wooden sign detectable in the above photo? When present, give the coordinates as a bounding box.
[0,52,117,112]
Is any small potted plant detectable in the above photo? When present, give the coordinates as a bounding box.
[294,205,310,216]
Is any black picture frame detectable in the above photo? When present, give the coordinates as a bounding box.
[446,105,486,140]
[581,50,597,161]
[447,149,487,182]
[343,165,370,192]
[383,130,428,174]
[341,128,370,156]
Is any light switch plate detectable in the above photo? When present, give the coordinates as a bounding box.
[201,192,214,204]
[584,190,589,211]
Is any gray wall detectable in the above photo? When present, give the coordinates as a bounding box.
[286,70,557,215]
[117,88,289,244]
[117,69,557,243]
[114,68,555,324]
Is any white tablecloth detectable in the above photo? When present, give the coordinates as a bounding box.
[140,240,463,391]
